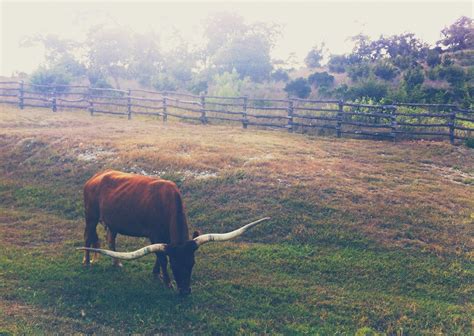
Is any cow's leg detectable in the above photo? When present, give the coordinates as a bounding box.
[150,237,172,288]
[83,217,100,266]
[106,228,122,268]
[156,253,172,289]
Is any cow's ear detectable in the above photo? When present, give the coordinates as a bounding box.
[192,230,201,239]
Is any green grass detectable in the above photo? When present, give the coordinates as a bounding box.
[0,106,473,334]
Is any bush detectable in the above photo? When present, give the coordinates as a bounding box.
[437,65,466,86]
[208,70,250,97]
[271,69,289,82]
[392,55,417,70]
[347,79,388,101]
[30,66,72,93]
[307,71,334,88]
[284,78,311,98]
[152,74,179,91]
[328,55,350,73]
[403,67,425,89]
[373,61,398,81]
[347,63,371,81]
[426,49,441,67]
[465,138,474,148]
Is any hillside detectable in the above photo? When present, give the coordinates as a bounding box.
[0,105,473,334]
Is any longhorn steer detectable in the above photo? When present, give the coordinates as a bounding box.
[78,170,269,295]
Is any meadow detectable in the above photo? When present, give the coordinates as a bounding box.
[0,105,473,335]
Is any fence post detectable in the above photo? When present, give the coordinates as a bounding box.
[287,100,294,132]
[200,94,207,124]
[389,105,397,141]
[88,87,94,116]
[336,100,343,138]
[162,91,168,122]
[242,96,248,129]
[449,107,455,145]
[18,81,24,110]
[51,87,57,112]
[127,89,132,120]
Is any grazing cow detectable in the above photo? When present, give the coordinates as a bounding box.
[78,170,269,295]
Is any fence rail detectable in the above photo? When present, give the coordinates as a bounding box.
[0,81,472,144]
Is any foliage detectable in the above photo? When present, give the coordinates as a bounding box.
[284,77,311,98]
[426,48,442,67]
[208,70,250,97]
[328,54,350,73]
[437,65,467,86]
[373,61,398,81]
[305,43,326,68]
[30,66,72,93]
[465,138,474,148]
[438,16,474,51]
[308,71,334,88]
[403,67,425,90]
[152,74,179,92]
[270,69,289,82]
[347,63,371,81]
[206,13,280,82]
[347,78,388,101]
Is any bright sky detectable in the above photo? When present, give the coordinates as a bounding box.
[0,1,472,76]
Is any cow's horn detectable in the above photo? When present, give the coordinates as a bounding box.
[194,217,270,246]
[76,243,168,260]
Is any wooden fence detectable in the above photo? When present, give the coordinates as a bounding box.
[0,81,473,144]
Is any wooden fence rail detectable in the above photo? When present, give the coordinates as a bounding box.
[0,81,473,144]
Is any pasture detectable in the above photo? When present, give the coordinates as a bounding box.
[0,105,473,334]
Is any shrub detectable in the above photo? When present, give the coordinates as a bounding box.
[465,138,474,148]
[403,67,425,89]
[271,69,289,82]
[152,74,179,91]
[373,61,398,81]
[284,78,311,98]
[392,55,417,70]
[347,79,388,101]
[347,63,371,81]
[307,71,334,88]
[208,70,250,97]
[328,55,350,73]
[437,65,466,86]
[426,49,442,67]
[30,66,72,93]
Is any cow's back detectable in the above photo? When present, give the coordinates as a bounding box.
[83,170,189,243]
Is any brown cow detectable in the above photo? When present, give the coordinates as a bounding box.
[78,170,269,295]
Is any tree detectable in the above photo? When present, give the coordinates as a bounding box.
[305,43,326,68]
[327,55,350,73]
[308,71,334,88]
[129,32,163,87]
[403,67,425,90]
[204,13,280,82]
[212,31,273,82]
[271,69,290,82]
[373,61,398,81]
[438,16,474,52]
[86,25,134,88]
[347,63,371,81]
[284,78,311,98]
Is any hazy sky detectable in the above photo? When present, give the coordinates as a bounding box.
[1,1,472,76]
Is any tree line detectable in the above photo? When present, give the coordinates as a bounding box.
[23,14,473,107]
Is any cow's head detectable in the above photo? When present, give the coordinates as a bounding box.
[77,217,270,295]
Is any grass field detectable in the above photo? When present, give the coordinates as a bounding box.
[0,105,473,335]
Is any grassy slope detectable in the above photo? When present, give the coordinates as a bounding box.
[0,105,473,335]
